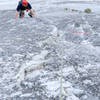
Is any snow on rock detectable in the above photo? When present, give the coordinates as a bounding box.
[15,50,48,85]
[0,0,100,100]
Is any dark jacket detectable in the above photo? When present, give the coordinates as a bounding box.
[16,1,32,11]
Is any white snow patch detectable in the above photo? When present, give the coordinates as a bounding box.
[26,70,42,79]
[83,79,93,85]
[20,93,32,97]
[62,67,75,76]
[0,48,4,52]
[43,80,81,100]
[43,80,72,96]
[0,58,3,62]
[10,91,22,97]
[67,88,84,96]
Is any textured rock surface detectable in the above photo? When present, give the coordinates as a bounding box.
[0,1,100,100]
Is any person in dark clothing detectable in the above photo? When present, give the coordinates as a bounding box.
[15,0,35,19]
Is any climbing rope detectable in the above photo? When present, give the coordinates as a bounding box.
[57,33,63,100]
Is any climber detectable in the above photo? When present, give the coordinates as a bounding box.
[15,0,35,19]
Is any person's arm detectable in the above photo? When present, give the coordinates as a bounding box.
[15,2,21,19]
[15,11,19,19]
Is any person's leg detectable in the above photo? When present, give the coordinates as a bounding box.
[28,11,33,17]
[28,9,35,17]
[19,10,25,18]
